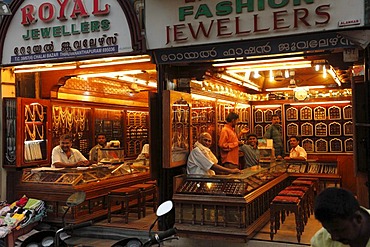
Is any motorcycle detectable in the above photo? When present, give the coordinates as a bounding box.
[21,191,92,247]
[111,200,178,247]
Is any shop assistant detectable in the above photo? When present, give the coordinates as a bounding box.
[284,135,307,161]
[89,133,108,163]
[51,134,90,168]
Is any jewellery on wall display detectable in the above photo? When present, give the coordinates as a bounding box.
[300,106,312,120]
[171,98,190,154]
[315,122,327,136]
[345,138,353,152]
[343,105,352,119]
[302,138,314,153]
[254,109,263,123]
[264,109,273,123]
[328,106,341,120]
[301,123,313,136]
[286,107,298,121]
[344,121,353,136]
[315,139,328,152]
[314,106,326,120]
[330,138,342,152]
[329,122,341,136]
[255,124,263,138]
[287,123,298,136]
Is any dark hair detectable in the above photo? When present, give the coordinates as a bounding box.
[60,134,72,141]
[289,135,300,142]
[226,112,239,122]
[314,187,360,222]
[272,114,280,119]
[246,133,257,139]
[96,133,106,139]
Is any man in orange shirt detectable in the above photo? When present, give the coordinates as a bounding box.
[218,112,247,169]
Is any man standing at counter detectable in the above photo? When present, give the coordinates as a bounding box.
[89,133,108,163]
[51,134,90,168]
[239,133,260,168]
[264,114,284,160]
[187,132,241,175]
[218,112,245,169]
[284,136,307,161]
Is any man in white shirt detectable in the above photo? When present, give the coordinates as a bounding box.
[137,143,149,160]
[187,132,241,175]
[284,135,307,161]
[51,134,90,168]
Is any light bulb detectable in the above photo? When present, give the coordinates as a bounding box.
[323,65,327,78]
[269,70,274,81]
[315,64,320,71]
[285,69,289,78]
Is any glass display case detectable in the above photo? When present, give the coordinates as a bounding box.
[99,148,125,164]
[21,164,142,185]
[173,162,289,237]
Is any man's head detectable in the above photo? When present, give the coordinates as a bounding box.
[271,114,280,125]
[96,133,107,146]
[314,187,363,245]
[288,136,300,149]
[226,112,239,127]
[59,134,73,152]
[199,132,212,148]
[246,133,258,148]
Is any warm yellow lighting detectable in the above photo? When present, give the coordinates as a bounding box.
[265,85,326,92]
[327,66,342,86]
[285,70,289,78]
[315,64,320,71]
[236,103,250,108]
[192,94,216,101]
[269,70,274,81]
[253,70,260,78]
[226,61,312,72]
[226,72,262,91]
[218,99,235,104]
[14,63,76,73]
[290,100,351,106]
[323,65,327,78]
[213,56,305,67]
[220,74,243,85]
[79,57,151,68]
[78,70,143,79]
[254,105,281,109]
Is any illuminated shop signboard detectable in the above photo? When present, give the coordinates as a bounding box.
[152,32,356,64]
[2,0,134,64]
[145,0,365,49]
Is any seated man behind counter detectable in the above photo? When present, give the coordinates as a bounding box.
[187,132,241,175]
[51,134,90,168]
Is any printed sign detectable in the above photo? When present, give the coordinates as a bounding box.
[2,0,134,65]
[145,0,365,50]
[152,32,356,64]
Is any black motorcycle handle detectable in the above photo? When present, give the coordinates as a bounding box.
[143,227,177,247]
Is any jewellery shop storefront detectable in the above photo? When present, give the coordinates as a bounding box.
[145,0,370,239]
[0,0,157,224]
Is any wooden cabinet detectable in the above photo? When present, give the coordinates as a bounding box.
[4,98,52,167]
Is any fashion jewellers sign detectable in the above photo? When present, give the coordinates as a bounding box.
[145,0,365,49]
[2,0,134,64]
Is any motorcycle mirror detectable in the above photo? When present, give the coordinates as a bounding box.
[156,200,173,217]
[66,191,86,207]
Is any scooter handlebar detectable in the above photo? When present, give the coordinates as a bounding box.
[146,227,177,246]
[63,221,93,231]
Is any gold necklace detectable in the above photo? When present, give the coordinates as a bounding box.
[25,105,36,122]
[35,125,44,140]
[34,104,44,122]
[25,123,36,141]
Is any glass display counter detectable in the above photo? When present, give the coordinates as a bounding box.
[17,163,151,224]
[172,162,290,240]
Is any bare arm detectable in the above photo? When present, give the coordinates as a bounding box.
[53,160,90,168]
[211,164,241,174]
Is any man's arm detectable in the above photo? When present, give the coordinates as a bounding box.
[211,164,241,174]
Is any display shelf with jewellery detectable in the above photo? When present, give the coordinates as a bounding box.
[16,165,150,224]
[3,98,52,168]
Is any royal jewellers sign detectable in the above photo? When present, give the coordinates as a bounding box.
[145,0,365,50]
[2,0,134,64]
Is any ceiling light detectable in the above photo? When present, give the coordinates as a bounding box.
[323,65,327,78]
[254,105,281,109]
[269,70,274,81]
[192,94,216,101]
[78,70,143,79]
[285,70,290,78]
[14,64,76,73]
[213,56,305,67]
[79,56,151,68]
[290,100,350,106]
[265,85,326,92]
